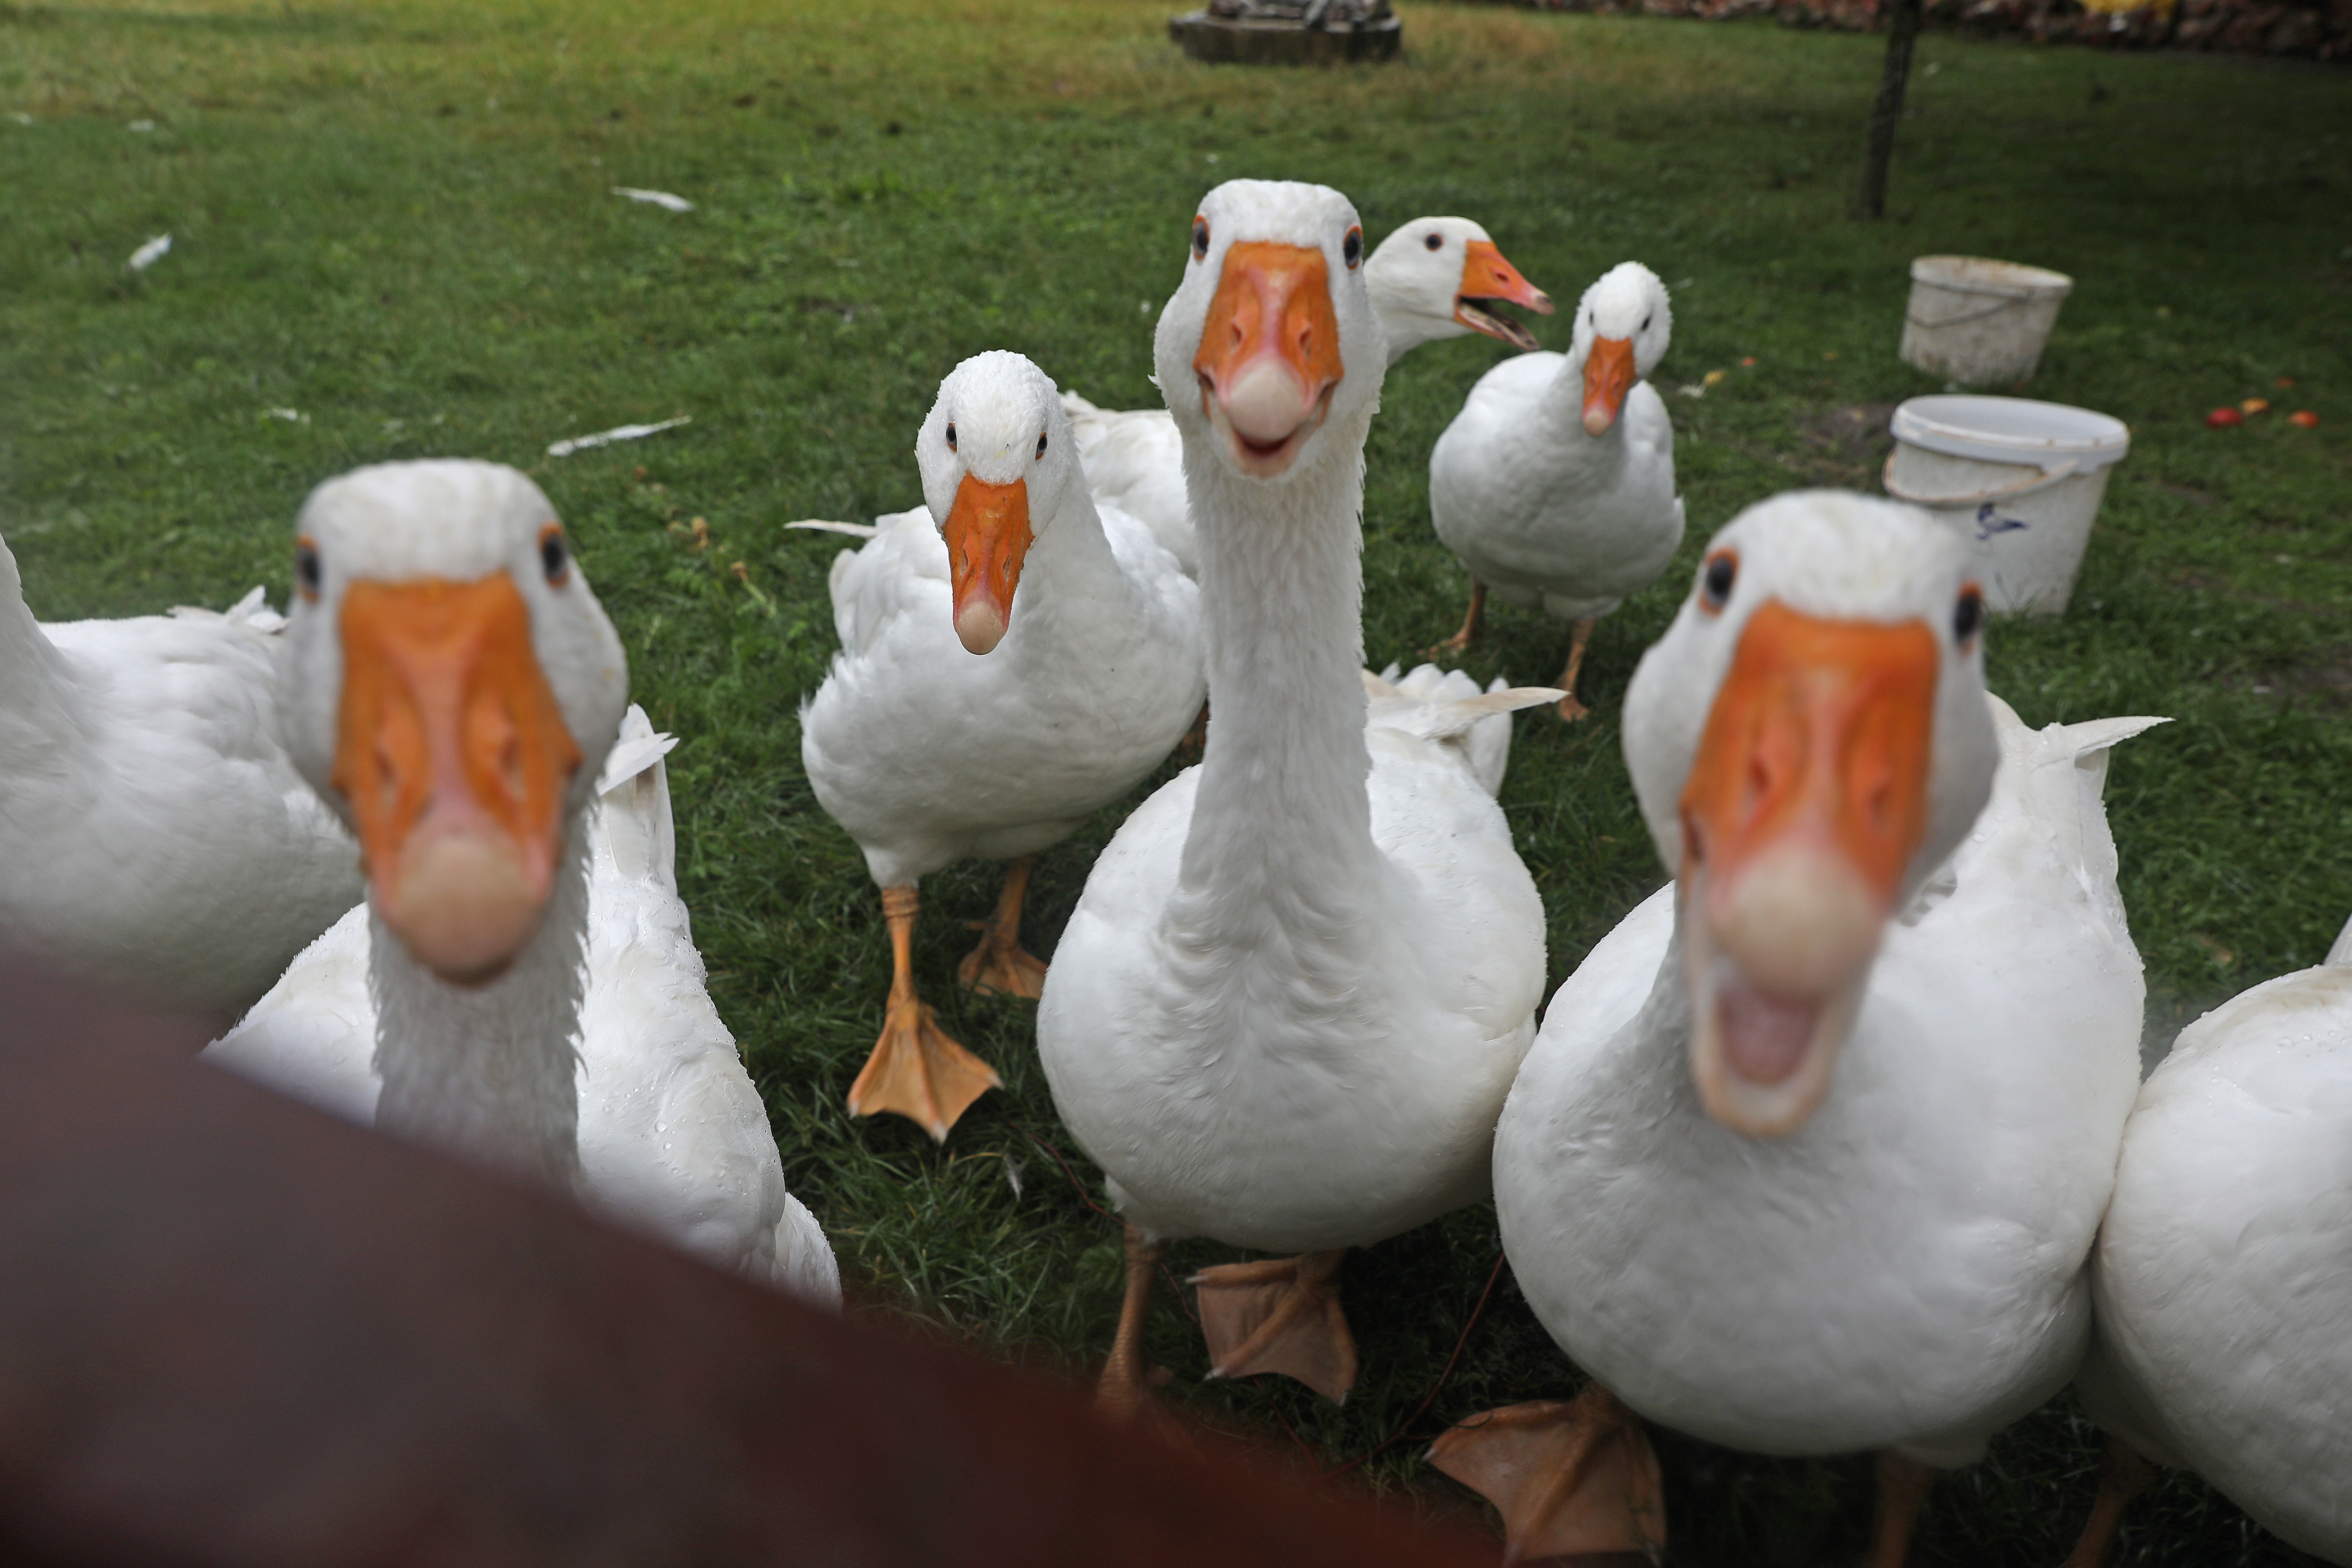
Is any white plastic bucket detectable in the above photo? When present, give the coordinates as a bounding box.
[1900,256,2074,387]
[1884,395,2129,615]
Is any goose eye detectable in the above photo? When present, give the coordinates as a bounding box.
[538,524,570,586]
[1699,549,1737,613]
[945,422,957,451]
[1342,225,1363,270]
[1036,431,1048,460]
[1424,232,1443,251]
[293,538,321,601]
[1641,314,1653,332]
[1953,583,1985,646]
[1191,216,1210,260]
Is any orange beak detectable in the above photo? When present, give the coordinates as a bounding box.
[1193,239,1344,477]
[1453,239,1553,352]
[1677,600,1939,1137]
[333,576,582,986]
[1581,335,1637,437]
[940,473,1033,655]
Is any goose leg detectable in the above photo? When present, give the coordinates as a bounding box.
[956,854,1049,999]
[1189,1249,1357,1404]
[1427,1385,1666,1564]
[1096,1222,1167,1422]
[2056,1438,2156,1568]
[1553,616,1597,722]
[1176,699,1210,760]
[1429,577,1488,657]
[846,884,1002,1142]
[1866,1450,1940,1568]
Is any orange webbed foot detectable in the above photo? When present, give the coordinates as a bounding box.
[1428,1386,1665,1564]
[845,992,1000,1142]
[956,930,1049,999]
[1190,1249,1358,1404]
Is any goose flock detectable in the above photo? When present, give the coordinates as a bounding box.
[2,176,2339,1565]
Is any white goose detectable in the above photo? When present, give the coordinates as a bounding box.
[1426,261,1683,719]
[206,460,838,1304]
[1037,182,1558,1413]
[797,351,1204,1143]
[0,532,360,1024]
[1443,493,2158,1564]
[1063,215,1551,577]
[2061,920,2352,1565]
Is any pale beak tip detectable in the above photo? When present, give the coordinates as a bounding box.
[955,600,1008,656]
[1530,291,1556,315]
[383,834,545,987]
[1582,407,1615,438]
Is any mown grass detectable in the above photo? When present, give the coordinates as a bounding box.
[3,1,2348,1560]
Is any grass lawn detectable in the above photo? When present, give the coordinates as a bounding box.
[4,0,2349,1560]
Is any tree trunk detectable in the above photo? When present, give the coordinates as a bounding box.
[1852,0,1924,220]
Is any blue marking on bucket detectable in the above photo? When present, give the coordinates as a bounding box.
[1975,503,2030,541]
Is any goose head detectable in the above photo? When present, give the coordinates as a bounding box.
[1364,216,1552,357]
[1569,262,1672,438]
[1154,179,1385,483]
[915,350,1082,656]
[1622,492,1996,1137]
[279,460,629,986]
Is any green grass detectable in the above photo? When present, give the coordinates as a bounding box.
[4,1,2348,1560]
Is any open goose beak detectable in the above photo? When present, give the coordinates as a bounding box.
[1678,600,1939,1137]
[1193,239,1344,478]
[1453,238,1553,352]
[333,574,582,986]
[940,473,1033,655]
[1581,335,1638,436]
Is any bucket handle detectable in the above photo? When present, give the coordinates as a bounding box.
[1883,452,2080,508]
[1903,297,2034,329]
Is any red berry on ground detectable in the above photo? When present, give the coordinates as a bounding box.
[2206,408,2243,429]
[2289,410,2320,429]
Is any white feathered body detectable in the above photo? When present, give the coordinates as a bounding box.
[1038,416,1549,1253]
[1429,353,1683,621]
[800,501,1202,892]
[2081,960,2352,1561]
[209,720,840,1305]
[0,540,360,1019]
[1043,717,1544,1249]
[1062,393,1196,579]
[1495,697,2149,1463]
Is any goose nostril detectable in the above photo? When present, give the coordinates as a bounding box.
[1743,755,1774,817]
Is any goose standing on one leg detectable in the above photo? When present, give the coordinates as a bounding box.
[798,352,1204,1143]
[2057,922,2352,1565]
[1063,215,1551,577]
[0,534,360,1025]
[1426,261,1682,720]
[1444,493,2157,1563]
[1037,182,1556,1417]
[207,460,837,1303]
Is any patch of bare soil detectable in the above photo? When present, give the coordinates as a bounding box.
[2254,646,2352,710]
[1797,402,1898,482]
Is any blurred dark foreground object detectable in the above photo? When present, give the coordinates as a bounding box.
[0,962,1491,1567]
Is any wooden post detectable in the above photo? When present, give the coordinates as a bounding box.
[1853,0,1924,220]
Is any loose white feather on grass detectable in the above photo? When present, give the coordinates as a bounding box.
[611,185,693,212]
[546,415,691,457]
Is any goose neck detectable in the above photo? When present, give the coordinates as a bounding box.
[994,483,1127,669]
[1175,442,1382,938]
[0,539,89,764]
[369,833,590,1190]
[1613,895,1704,1113]
[1373,305,1443,367]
